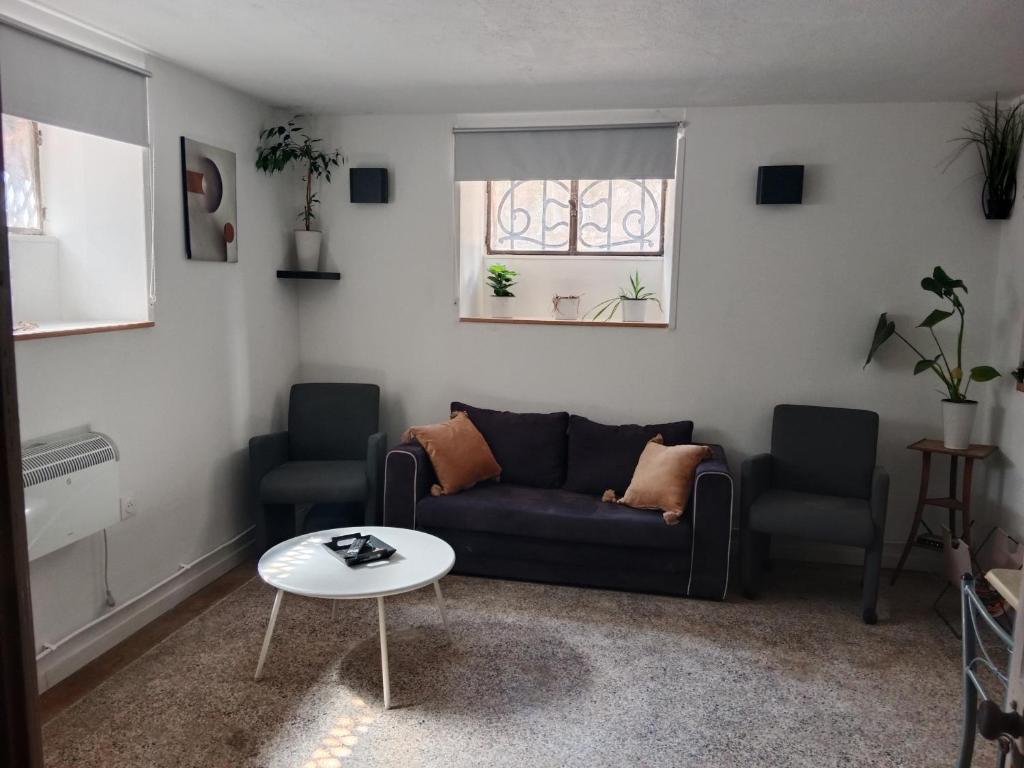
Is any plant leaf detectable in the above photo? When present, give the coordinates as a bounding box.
[918,309,954,328]
[969,365,1001,382]
[864,313,895,367]
[914,358,939,375]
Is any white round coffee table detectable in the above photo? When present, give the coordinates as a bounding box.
[254,526,455,709]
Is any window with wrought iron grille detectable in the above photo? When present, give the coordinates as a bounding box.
[2,114,43,234]
[486,179,667,256]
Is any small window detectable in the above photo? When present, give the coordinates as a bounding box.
[2,115,43,234]
[486,179,666,256]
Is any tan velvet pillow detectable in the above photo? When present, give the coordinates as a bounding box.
[402,411,501,496]
[617,436,711,524]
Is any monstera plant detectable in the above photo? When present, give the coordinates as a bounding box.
[864,266,999,449]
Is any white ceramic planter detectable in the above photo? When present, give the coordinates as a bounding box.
[295,230,322,271]
[552,295,581,321]
[621,298,648,322]
[942,400,978,450]
[489,295,515,318]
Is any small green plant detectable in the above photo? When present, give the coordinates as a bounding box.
[586,271,662,320]
[486,263,518,297]
[864,266,999,402]
[256,115,342,231]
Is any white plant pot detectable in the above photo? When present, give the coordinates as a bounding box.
[489,295,515,318]
[621,298,647,322]
[552,295,581,321]
[295,230,322,271]
[942,400,978,450]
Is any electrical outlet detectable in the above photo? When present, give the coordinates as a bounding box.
[120,496,137,521]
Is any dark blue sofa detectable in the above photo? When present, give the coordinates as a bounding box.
[382,403,734,600]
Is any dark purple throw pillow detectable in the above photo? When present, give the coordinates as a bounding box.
[451,402,569,489]
[563,415,695,496]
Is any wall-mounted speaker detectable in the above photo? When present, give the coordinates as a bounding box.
[350,167,389,203]
[756,165,804,204]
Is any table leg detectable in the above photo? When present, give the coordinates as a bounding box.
[433,580,451,637]
[962,458,975,548]
[949,455,959,538]
[255,589,284,681]
[331,599,338,620]
[377,596,391,710]
[892,451,931,585]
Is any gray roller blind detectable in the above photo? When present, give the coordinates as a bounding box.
[453,123,679,181]
[0,18,149,146]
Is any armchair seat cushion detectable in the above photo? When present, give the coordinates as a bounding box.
[748,489,873,547]
[415,483,692,552]
[260,460,368,504]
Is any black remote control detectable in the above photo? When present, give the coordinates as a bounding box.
[345,535,368,557]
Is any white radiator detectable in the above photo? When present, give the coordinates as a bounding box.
[22,432,120,561]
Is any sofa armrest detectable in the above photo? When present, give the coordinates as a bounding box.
[364,431,388,525]
[686,444,734,600]
[383,441,435,529]
[249,431,289,500]
[870,465,889,534]
[739,452,772,527]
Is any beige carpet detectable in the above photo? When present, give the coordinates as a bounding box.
[43,564,995,767]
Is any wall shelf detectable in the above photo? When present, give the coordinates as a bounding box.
[276,270,340,281]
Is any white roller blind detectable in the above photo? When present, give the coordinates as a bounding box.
[0,18,149,146]
[453,122,679,181]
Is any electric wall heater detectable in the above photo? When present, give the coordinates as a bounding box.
[22,431,120,561]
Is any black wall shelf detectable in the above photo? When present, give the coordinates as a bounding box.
[276,270,341,281]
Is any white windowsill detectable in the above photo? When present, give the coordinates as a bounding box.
[13,319,154,341]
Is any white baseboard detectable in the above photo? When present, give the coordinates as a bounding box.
[36,534,254,692]
[767,538,942,574]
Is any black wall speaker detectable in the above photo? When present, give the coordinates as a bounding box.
[756,165,804,204]
[350,167,389,203]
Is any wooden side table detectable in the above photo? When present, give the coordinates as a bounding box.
[890,439,997,586]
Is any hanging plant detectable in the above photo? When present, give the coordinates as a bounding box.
[948,96,1024,220]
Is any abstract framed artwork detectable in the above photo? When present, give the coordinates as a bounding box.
[180,137,238,262]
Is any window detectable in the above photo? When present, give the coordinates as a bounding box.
[2,115,43,234]
[486,179,666,256]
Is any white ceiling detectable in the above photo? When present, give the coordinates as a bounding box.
[30,0,1024,114]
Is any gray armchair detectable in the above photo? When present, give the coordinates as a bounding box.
[740,404,888,624]
[250,383,386,553]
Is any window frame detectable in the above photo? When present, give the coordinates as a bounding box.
[485,178,667,257]
[2,116,44,236]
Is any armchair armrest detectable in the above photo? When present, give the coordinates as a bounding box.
[686,444,734,600]
[740,453,772,527]
[249,431,289,501]
[383,441,436,529]
[364,431,388,525]
[870,465,889,533]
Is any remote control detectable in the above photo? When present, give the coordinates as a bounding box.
[345,535,367,557]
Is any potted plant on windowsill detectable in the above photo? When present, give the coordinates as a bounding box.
[587,271,662,323]
[948,96,1023,220]
[256,115,342,271]
[864,266,1000,449]
[486,263,518,318]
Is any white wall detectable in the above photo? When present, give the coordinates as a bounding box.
[298,103,1003,563]
[983,96,1024,536]
[15,56,299,686]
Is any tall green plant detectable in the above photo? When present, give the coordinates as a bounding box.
[256,115,341,230]
[948,96,1024,205]
[486,263,517,297]
[586,271,662,320]
[864,266,999,402]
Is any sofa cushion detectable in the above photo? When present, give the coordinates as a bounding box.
[748,488,874,547]
[415,483,692,552]
[452,402,569,489]
[619,439,711,523]
[403,412,501,495]
[260,460,367,504]
[563,415,694,495]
